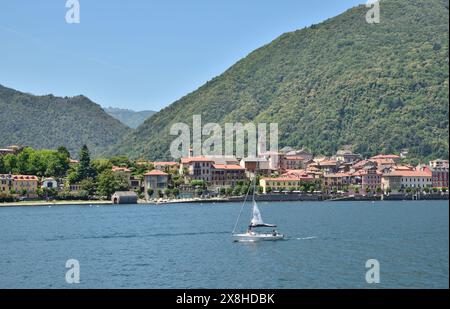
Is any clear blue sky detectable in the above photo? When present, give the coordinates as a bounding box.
[0,0,364,111]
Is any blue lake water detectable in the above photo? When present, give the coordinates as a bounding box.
[0,200,448,288]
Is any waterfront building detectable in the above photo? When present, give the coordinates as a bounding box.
[111,191,138,204]
[144,170,169,199]
[260,170,315,194]
[11,175,39,197]
[381,172,403,193]
[384,169,432,190]
[211,164,246,188]
[180,157,214,183]
[429,165,449,189]
[259,173,314,194]
[355,166,382,192]
[428,160,449,188]
[323,172,353,191]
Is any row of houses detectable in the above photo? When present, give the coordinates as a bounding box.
[138,150,447,197]
[2,145,449,200]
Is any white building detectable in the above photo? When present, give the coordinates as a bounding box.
[42,177,58,190]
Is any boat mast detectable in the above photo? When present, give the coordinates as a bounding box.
[232,159,259,234]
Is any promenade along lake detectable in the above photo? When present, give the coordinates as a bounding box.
[0,200,448,288]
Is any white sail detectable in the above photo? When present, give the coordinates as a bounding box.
[251,200,264,226]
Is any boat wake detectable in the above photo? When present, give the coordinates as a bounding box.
[296,236,318,240]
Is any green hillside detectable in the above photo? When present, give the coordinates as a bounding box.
[112,0,447,161]
[104,107,156,129]
[0,85,130,157]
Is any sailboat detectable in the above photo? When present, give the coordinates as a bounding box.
[232,165,284,242]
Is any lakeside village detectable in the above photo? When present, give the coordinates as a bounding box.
[0,144,449,205]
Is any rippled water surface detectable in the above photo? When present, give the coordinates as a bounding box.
[0,200,448,288]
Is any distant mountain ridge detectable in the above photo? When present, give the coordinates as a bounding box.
[104,107,156,129]
[107,0,449,161]
[0,84,130,157]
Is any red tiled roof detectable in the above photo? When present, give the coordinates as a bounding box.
[356,170,382,176]
[318,160,338,166]
[371,158,396,165]
[144,170,169,176]
[307,166,320,171]
[352,160,372,168]
[393,165,414,171]
[213,164,245,170]
[284,156,305,161]
[262,176,313,182]
[283,170,310,178]
[325,172,353,178]
[112,166,131,172]
[152,162,179,166]
[386,170,431,177]
[181,157,214,164]
[12,175,38,181]
[371,154,400,160]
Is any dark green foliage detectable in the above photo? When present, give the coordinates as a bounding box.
[108,0,449,161]
[77,145,96,181]
[96,170,130,198]
[0,147,69,177]
[0,85,130,157]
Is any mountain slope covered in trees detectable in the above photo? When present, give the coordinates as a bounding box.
[108,0,449,161]
[104,107,156,129]
[0,84,130,157]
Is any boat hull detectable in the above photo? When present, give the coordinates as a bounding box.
[232,233,285,242]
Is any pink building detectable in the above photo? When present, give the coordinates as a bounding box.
[358,167,382,192]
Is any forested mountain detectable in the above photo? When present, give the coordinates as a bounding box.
[0,84,130,157]
[104,107,156,129]
[108,0,449,161]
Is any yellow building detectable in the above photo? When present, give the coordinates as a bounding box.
[0,174,39,197]
[260,176,314,194]
[12,175,39,197]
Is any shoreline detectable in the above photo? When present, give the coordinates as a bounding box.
[0,200,113,207]
[1,194,447,208]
